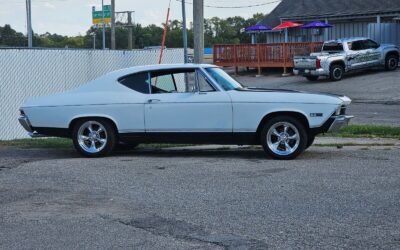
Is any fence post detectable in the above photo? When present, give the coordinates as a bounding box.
[282,43,289,76]
[213,45,216,64]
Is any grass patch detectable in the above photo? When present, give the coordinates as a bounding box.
[0,138,192,150]
[1,125,399,149]
[326,125,400,139]
[0,138,73,148]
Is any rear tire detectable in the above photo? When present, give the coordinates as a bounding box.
[306,135,315,149]
[306,75,319,81]
[72,118,117,157]
[329,64,344,81]
[385,54,398,71]
[260,116,308,160]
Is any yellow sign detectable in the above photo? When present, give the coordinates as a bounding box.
[92,18,111,24]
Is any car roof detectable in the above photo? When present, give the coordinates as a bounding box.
[325,37,370,43]
[106,63,216,80]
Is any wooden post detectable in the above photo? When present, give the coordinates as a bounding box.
[234,45,238,75]
[282,42,290,76]
[257,44,261,76]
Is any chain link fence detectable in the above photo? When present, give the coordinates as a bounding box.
[0,48,184,140]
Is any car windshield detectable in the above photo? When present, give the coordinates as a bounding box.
[205,67,243,90]
[322,42,343,52]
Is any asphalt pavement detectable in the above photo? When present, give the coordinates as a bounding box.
[1,142,400,249]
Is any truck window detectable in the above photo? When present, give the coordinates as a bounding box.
[322,42,343,52]
[349,41,364,51]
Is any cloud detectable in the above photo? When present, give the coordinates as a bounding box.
[43,3,56,9]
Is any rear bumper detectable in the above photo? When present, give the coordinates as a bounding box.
[293,68,328,77]
[18,116,33,133]
[327,115,354,132]
[18,116,47,138]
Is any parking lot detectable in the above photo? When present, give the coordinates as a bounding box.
[1,69,400,249]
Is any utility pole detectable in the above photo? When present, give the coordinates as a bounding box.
[111,0,116,50]
[101,0,106,49]
[127,11,133,50]
[26,0,33,48]
[193,0,204,63]
[181,0,188,63]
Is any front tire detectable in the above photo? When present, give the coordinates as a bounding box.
[329,64,344,81]
[306,135,315,149]
[72,118,117,157]
[385,54,398,71]
[260,116,308,160]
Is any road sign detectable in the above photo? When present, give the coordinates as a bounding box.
[92,5,111,24]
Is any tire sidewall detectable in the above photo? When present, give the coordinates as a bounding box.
[260,116,308,160]
[330,64,344,81]
[72,118,117,157]
[385,55,398,71]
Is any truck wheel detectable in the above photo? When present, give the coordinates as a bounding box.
[72,118,117,157]
[260,116,308,160]
[306,135,315,149]
[329,64,344,81]
[385,55,398,71]
[306,76,319,81]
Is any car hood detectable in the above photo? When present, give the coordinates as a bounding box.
[232,88,351,105]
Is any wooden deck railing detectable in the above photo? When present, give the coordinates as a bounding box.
[213,42,323,71]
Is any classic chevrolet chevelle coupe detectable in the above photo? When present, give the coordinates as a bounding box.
[19,64,353,159]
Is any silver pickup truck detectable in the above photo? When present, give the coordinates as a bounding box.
[293,37,399,81]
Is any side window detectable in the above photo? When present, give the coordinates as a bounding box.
[118,72,150,94]
[363,39,379,49]
[197,71,215,92]
[150,70,196,94]
[350,41,364,51]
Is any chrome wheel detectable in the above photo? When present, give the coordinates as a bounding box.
[266,122,300,156]
[77,121,108,153]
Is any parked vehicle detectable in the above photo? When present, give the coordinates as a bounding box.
[293,37,399,81]
[19,64,353,159]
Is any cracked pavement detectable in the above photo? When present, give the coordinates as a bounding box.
[1,145,400,249]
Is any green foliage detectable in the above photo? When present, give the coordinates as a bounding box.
[329,125,400,139]
[0,13,265,49]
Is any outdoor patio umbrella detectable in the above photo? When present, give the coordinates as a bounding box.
[301,21,333,29]
[245,24,272,44]
[272,21,303,42]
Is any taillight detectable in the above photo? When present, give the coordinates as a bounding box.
[316,59,321,69]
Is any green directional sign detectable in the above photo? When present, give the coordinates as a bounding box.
[92,5,111,24]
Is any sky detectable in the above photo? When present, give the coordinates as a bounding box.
[0,0,280,36]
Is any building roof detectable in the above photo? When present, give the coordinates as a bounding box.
[259,0,400,27]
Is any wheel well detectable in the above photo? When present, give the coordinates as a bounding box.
[68,116,118,136]
[386,51,399,60]
[255,111,310,141]
[330,60,345,69]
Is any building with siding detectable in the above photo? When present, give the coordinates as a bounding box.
[259,0,400,46]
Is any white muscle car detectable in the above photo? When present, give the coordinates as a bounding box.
[18,64,353,159]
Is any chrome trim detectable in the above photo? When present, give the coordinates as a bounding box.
[328,115,354,132]
[29,132,47,138]
[18,116,33,133]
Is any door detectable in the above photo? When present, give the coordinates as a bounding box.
[362,39,381,66]
[144,68,232,135]
[346,40,369,69]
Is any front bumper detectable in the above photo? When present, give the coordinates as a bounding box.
[327,115,354,132]
[293,68,328,77]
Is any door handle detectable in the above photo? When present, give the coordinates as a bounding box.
[147,99,161,103]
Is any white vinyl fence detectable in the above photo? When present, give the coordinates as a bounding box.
[0,48,184,140]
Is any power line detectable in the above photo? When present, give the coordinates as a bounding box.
[175,0,281,9]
